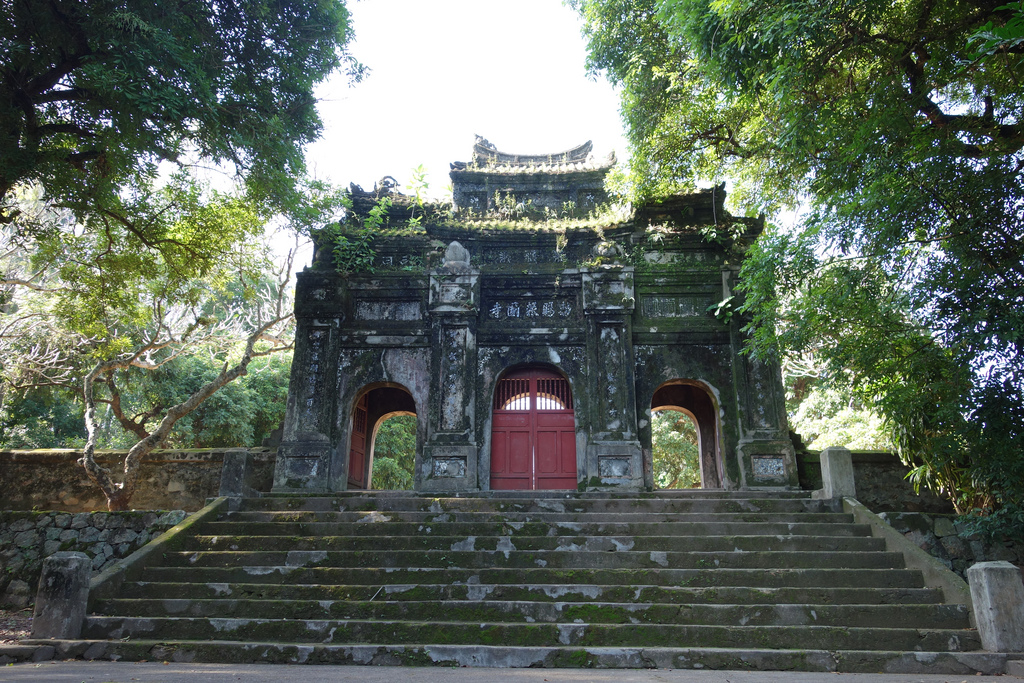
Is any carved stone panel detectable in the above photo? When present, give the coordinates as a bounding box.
[440,326,469,431]
[582,270,635,312]
[354,300,422,321]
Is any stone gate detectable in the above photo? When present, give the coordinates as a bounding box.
[273,138,795,493]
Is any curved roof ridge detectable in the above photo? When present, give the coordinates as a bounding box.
[471,135,593,166]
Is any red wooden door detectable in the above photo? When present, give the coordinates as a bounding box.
[348,394,368,488]
[491,368,577,490]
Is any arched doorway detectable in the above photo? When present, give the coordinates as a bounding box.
[348,385,417,489]
[490,366,577,490]
[650,381,722,488]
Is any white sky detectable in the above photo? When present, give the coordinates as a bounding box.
[304,0,628,199]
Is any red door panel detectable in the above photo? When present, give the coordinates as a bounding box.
[348,396,368,488]
[490,368,577,490]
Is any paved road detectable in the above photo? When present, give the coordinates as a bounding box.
[0,662,1021,683]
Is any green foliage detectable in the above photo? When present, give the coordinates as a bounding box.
[120,353,291,448]
[0,0,364,222]
[575,0,1024,519]
[789,385,892,452]
[325,196,391,274]
[371,415,416,490]
[0,389,84,449]
[970,2,1024,59]
[651,410,700,489]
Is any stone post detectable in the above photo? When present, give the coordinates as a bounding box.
[966,561,1024,652]
[219,447,255,497]
[31,551,91,639]
[818,446,856,499]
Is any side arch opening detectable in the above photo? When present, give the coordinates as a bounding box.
[650,381,722,489]
[348,384,417,490]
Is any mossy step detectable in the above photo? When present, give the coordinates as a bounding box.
[182,533,886,554]
[24,639,1011,672]
[257,490,813,501]
[80,616,982,652]
[114,581,946,606]
[122,579,948,604]
[216,510,853,525]
[139,565,929,590]
[199,520,871,539]
[17,639,1006,673]
[93,598,971,629]
[161,549,905,571]
[240,496,833,515]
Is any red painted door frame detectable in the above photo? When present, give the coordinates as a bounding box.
[490,368,577,490]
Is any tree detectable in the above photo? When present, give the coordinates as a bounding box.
[0,0,364,221]
[370,415,416,490]
[573,0,1024,521]
[651,410,700,489]
[0,180,324,509]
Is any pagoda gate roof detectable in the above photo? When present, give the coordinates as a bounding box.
[450,136,616,176]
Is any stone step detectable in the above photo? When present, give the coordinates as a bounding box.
[114,581,946,605]
[92,598,971,629]
[255,490,815,503]
[162,549,906,571]
[138,565,928,589]
[216,510,854,525]
[197,520,872,538]
[15,640,1006,673]
[239,495,834,515]
[183,533,886,554]
[80,616,982,652]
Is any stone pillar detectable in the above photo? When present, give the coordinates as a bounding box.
[31,551,91,639]
[966,561,1024,652]
[582,266,642,489]
[816,446,856,499]
[421,245,480,492]
[274,272,343,492]
[725,265,798,488]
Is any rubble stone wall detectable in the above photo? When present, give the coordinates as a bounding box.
[0,509,187,608]
[880,511,1023,581]
[0,448,276,512]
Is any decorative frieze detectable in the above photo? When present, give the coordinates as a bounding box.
[353,300,421,321]
[641,295,712,318]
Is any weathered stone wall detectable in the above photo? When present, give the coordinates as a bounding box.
[0,448,276,512]
[798,450,955,514]
[879,511,1023,581]
[0,509,187,608]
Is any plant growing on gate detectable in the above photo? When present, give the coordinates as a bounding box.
[324,195,391,275]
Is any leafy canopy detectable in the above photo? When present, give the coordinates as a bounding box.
[573,0,1024,521]
[0,0,363,219]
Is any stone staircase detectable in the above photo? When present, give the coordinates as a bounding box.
[74,491,996,672]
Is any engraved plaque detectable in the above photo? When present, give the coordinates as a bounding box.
[751,454,787,482]
[432,457,467,478]
[598,456,631,478]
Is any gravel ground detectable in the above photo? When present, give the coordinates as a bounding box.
[0,607,32,643]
